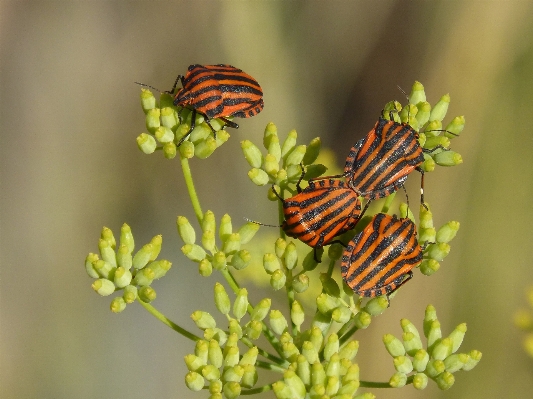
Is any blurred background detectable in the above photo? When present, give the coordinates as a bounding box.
[2,1,533,398]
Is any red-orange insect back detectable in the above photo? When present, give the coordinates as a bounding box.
[273,179,362,250]
[169,64,264,145]
[341,213,422,298]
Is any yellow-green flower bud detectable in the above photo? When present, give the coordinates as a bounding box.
[402,332,423,356]
[311,361,327,387]
[284,370,306,398]
[415,101,431,127]
[295,355,311,387]
[433,150,462,166]
[132,266,155,287]
[179,140,195,158]
[214,129,230,148]
[244,320,262,341]
[140,88,156,113]
[413,372,428,390]
[400,318,420,338]
[263,122,278,149]
[116,244,133,270]
[238,346,258,367]
[436,221,460,244]
[286,164,303,181]
[218,214,232,243]
[281,129,298,159]
[275,238,287,258]
[213,283,230,315]
[324,333,339,361]
[263,253,280,274]
[420,259,440,276]
[267,134,282,163]
[202,230,216,253]
[163,142,177,159]
[145,108,160,133]
[191,310,217,330]
[251,298,271,321]
[409,81,426,104]
[426,319,442,349]
[189,122,211,144]
[194,136,217,159]
[432,337,453,361]
[272,381,292,399]
[342,363,359,384]
[224,318,240,338]
[331,305,351,325]
[291,300,305,329]
[119,223,134,253]
[444,353,469,373]
[364,296,389,316]
[320,274,341,297]
[175,123,191,143]
[147,260,171,279]
[205,328,227,345]
[302,249,319,271]
[181,244,207,262]
[123,285,137,303]
[292,274,309,293]
[230,250,251,270]
[354,311,371,329]
[445,115,465,138]
[264,153,279,176]
[435,371,454,390]
[274,168,288,186]
[202,364,221,381]
[212,251,227,270]
[138,286,156,302]
[429,94,450,122]
[241,140,263,168]
[270,269,287,290]
[199,258,213,277]
[420,206,433,229]
[101,227,116,250]
[338,380,359,396]
[241,364,257,388]
[222,382,241,399]
[185,371,204,391]
[325,375,340,396]
[148,235,162,261]
[280,331,293,344]
[132,243,153,269]
[282,342,300,362]
[326,353,341,378]
[85,253,100,278]
[303,138,322,165]
[137,133,157,154]
[185,353,206,372]
[425,134,450,150]
[463,350,482,371]
[110,296,126,313]
[400,103,418,123]
[309,327,323,352]
[316,293,340,314]
[93,260,114,279]
[222,233,240,255]
[301,341,318,364]
[283,241,298,270]
[160,106,178,129]
[158,92,174,108]
[419,227,436,243]
[98,238,116,267]
[447,323,467,353]
[233,288,248,320]
[383,334,406,357]
[393,355,413,374]
[285,145,306,167]
[201,210,215,233]
[339,340,359,361]
[238,222,259,245]
[113,266,132,288]
[389,371,407,388]
[426,242,450,261]
[154,126,174,143]
[209,379,223,394]
[223,365,244,383]
[269,309,288,335]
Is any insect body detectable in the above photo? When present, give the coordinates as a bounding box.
[341,213,422,298]
[170,64,264,144]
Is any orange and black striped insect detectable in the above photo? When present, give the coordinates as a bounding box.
[341,213,422,298]
[168,64,264,145]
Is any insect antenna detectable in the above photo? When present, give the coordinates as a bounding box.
[243,217,281,228]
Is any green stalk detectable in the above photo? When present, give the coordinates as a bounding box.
[381,191,397,214]
[241,385,274,395]
[241,336,287,366]
[255,360,287,373]
[180,153,203,225]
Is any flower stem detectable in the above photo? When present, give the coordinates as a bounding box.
[240,336,287,366]
[359,381,394,388]
[255,360,287,373]
[381,191,396,214]
[241,385,274,395]
[180,153,203,225]
[137,298,201,341]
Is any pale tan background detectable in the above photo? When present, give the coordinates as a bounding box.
[2,1,533,398]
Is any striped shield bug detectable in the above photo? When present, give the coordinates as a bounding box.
[168,64,264,145]
[341,213,422,298]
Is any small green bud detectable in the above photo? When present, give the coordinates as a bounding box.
[98,238,116,267]
[199,258,213,277]
[426,242,451,261]
[223,365,245,383]
[281,129,298,159]
[140,88,156,112]
[148,235,162,261]
[138,286,156,302]
[399,202,415,222]
[241,140,263,168]
[241,364,258,388]
[339,340,359,361]
[101,227,116,250]
[181,244,207,262]
[132,243,153,269]
[275,238,287,258]
[223,381,241,399]
[283,241,298,270]
[119,223,134,253]
[274,169,288,186]
[402,332,423,356]
[237,222,259,245]
[110,296,126,313]
[311,361,327,387]
[160,106,178,129]
[413,372,428,390]
[205,328,227,346]
[284,370,306,398]
[436,221,460,243]
[419,259,440,276]
[263,122,278,149]
[285,145,306,167]
[196,340,209,362]
[201,210,216,234]
[301,341,319,364]
[409,81,426,104]
[154,126,174,143]
[309,326,324,352]
[270,309,288,335]
[338,380,359,396]
[263,253,280,274]
[419,225,436,242]
[400,318,420,338]
[383,334,406,357]
[214,283,231,315]
[185,371,204,391]
[272,381,292,399]
[342,363,360,384]
[291,300,305,329]
[444,353,469,373]
[280,331,293,344]
[412,349,430,372]
[286,164,303,181]
[324,333,339,361]
[176,216,196,245]
[191,310,217,330]
[209,379,223,394]
[427,319,442,350]
[354,311,371,329]
[294,355,310,387]
[320,273,341,297]
[292,274,310,293]
[447,323,467,353]
[415,101,431,127]
[195,136,217,159]
[303,137,321,165]
[132,267,155,286]
[244,320,263,341]
[429,94,450,122]
[393,355,413,374]
[445,115,465,138]
[216,214,232,244]
[425,359,445,378]
[332,305,352,324]
[435,371,455,390]
[325,375,340,396]
[147,260,171,279]
[267,135,282,162]
[212,251,227,271]
[189,122,211,144]
[433,150,463,166]
[424,135,450,150]
[423,304,437,332]
[123,285,137,303]
[233,288,248,320]
[239,346,258,366]
[264,153,280,176]
[302,249,320,271]
[389,371,407,388]
[222,233,240,255]
[364,296,389,316]
[116,244,133,270]
[251,298,271,321]
[179,140,195,158]
[145,108,160,132]
[230,249,251,270]
[202,364,221,382]
[201,230,216,253]
[421,153,436,172]
[270,269,286,290]
[93,260,114,280]
[228,318,243,338]
[184,353,206,372]
[316,293,340,314]
[85,253,100,278]
[113,266,132,288]
[463,350,482,371]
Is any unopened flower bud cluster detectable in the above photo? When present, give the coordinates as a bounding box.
[137,90,231,159]
[383,305,481,390]
[178,211,260,276]
[514,285,533,358]
[85,224,171,312]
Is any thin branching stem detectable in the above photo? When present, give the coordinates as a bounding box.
[180,153,203,225]
[241,385,274,395]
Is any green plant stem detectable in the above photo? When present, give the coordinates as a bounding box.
[359,381,394,388]
[240,336,287,366]
[338,322,360,347]
[137,298,201,341]
[381,191,396,214]
[180,154,203,225]
[255,360,287,373]
[326,257,336,277]
[241,385,274,395]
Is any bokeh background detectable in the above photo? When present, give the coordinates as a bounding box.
[2,1,533,398]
